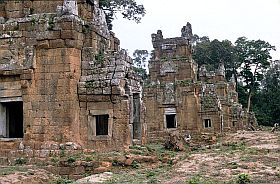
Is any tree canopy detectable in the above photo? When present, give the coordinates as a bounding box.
[252,60,280,126]
[193,35,277,125]
[193,36,239,81]
[132,49,149,80]
[98,0,146,30]
[235,37,275,112]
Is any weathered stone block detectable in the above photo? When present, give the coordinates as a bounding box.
[49,39,65,48]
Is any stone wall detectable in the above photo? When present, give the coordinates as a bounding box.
[78,49,146,151]
[0,0,145,159]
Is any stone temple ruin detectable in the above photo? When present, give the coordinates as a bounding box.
[0,0,253,160]
[144,23,253,142]
[0,0,145,159]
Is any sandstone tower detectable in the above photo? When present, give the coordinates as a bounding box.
[144,23,246,141]
[0,0,146,158]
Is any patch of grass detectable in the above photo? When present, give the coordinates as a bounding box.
[104,164,172,184]
[83,155,94,161]
[244,148,259,155]
[31,17,37,27]
[0,166,27,176]
[131,160,140,169]
[66,156,76,164]
[15,157,27,165]
[236,173,251,184]
[59,149,65,157]
[187,175,219,184]
[187,176,202,184]
[104,172,146,183]
[228,161,239,169]
[54,176,74,184]
[146,170,156,178]
[128,145,152,155]
[145,143,178,163]
[48,17,55,30]
[148,177,159,184]
[224,142,246,151]
[103,178,117,184]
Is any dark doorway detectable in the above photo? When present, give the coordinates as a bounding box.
[133,93,141,139]
[0,101,23,138]
[95,114,109,135]
[166,114,176,128]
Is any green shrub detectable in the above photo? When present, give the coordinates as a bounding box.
[131,160,140,169]
[187,176,202,184]
[237,173,251,184]
[15,157,27,165]
[67,156,76,164]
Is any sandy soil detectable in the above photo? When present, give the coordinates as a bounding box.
[162,130,280,184]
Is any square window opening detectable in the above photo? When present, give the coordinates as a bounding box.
[0,101,23,138]
[95,114,109,136]
[204,119,212,128]
[232,121,237,127]
[166,114,176,128]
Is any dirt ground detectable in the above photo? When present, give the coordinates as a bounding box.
[104,130,280,184]
[0,166,55,184]
[160,130,280,184]
[0,130,279,184]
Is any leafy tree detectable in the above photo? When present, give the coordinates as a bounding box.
[132,49,149,79]
[252,60,280,126]
[193,36,240,84]
[235,37,275,112]
[98,0,146,30]
[193,35,277,125]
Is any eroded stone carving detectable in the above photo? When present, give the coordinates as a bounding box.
[24,46,35,68]
[217,63,225,77]
[0,48,19,70]
[62,0,78,16]
[181,22,193,40]
[160,61,177,75]
[199,65,207,77]
[164,83,175,104]
[93,7,110,37]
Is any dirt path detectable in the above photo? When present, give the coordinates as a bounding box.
[163,130,280,184]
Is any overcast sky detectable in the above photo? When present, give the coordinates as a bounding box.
[113,0,280,60]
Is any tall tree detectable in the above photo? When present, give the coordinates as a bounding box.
[253,60,280,126]
[98,0,146,30]
[193,36,240,83]
[235,37,275,112]
[132,49,149,79]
